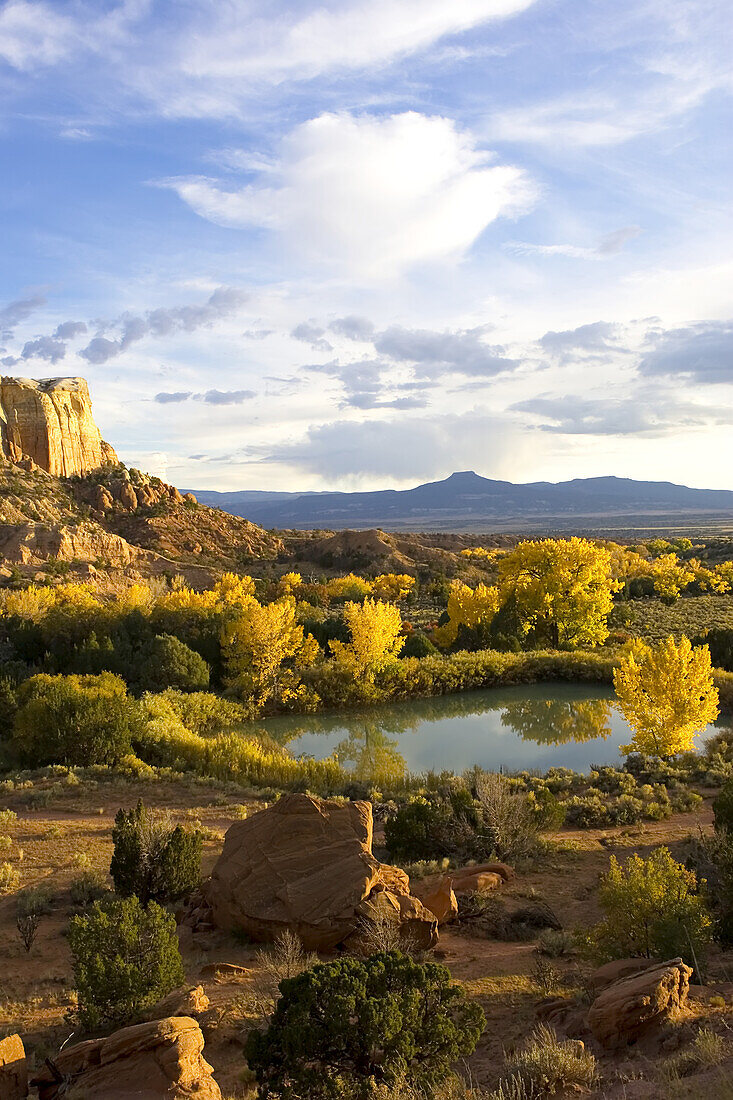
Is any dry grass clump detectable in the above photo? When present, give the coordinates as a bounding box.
[227,930,317,1027]
[660,1026,729,1082]
[493,1025,596,1097]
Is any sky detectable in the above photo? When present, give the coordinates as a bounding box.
[1,0,732,493]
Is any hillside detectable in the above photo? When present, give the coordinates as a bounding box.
[0,459,283,584]
[192,471,733,532]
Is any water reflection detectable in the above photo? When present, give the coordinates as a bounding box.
[256,683,629,778]
[500,698,612,745]
[334,720,407,785]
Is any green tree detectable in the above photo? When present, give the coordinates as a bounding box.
[69,896,184,1030]
[589,848,711,966]
[110,799,202,906]
[135,633,210,692]
[245,951,485,1099]
[12,673,144,766]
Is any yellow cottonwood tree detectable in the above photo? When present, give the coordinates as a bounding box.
[649,554,695,600]
[613,635,719,756]
[712,562,733,594]
[498,537,618,648]
[326,574,374,602]
[608,546,651,599]
[434,581,501,647]
[372,573,416,601]
[221,596,319,713]
[329,598,404,681]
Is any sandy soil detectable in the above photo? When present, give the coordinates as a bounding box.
[0,776,731,1098]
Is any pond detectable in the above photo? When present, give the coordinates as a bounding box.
[261,683,720,783]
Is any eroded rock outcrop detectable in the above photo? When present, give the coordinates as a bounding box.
[30,1016,221,1100]
[587,958,692,1049]
[0,1033,27,1100]
[0,520,148,566]
[0,377,116,477]
[204,793,438,951]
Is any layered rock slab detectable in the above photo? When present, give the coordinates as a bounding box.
[30,1016,221,1100]
[205,793,438,951]
[0,377,116,477]
[587,957,692,1049]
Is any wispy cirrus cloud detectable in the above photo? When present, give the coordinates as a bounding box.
[505,226,642,260]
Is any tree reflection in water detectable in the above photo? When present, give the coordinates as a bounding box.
[264,686,618,779]
[500,698,613,745]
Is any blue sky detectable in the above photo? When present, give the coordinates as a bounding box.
[1,0,732,491]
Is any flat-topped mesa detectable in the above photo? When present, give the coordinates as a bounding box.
[0,376,117,477]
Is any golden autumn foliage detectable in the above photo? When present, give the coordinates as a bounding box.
[329,598,404,681]
[221,595,320,713]
[372,573,416,601]
[649,554,695,600]
[608,546,651,597]
[614,635,719,756]
[326,573,374,601]
[434,581,501,647]
[498,537,619,648]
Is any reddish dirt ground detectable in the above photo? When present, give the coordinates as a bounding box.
[0,777,731,1098]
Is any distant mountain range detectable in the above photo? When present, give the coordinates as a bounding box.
[189,472,733,533]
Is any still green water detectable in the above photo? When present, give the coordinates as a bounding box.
[260,683,718,782]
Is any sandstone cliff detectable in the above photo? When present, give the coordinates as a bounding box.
[0,376,117,477]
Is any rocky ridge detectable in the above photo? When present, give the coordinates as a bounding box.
[0,377,117,477]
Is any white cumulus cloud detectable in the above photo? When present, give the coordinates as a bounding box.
[166,111,536,277]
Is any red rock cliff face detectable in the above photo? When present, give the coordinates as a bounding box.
[0,376,117,476]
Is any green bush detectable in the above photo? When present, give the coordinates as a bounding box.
[589,848,712,967]
[135,634,210,693]
[384,788,489,864]
[401,631,439,658]
[692,627,733,671]
[68,895,184,1030]
[110,799,202,906]
[70,871,109,908]
[12,673,144,766]
[244,951,485,1099]
[713,778,733,832]
[684,831,733,945]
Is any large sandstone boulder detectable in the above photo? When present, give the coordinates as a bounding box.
[149,986,210,1021]
[0,1033,27,1099]
[587,958,692,1049]
[205,794,438,951]
[0,377,116,477]
[30,1017,221,1100]
[414,876,459,925]
[590,957,659,993]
